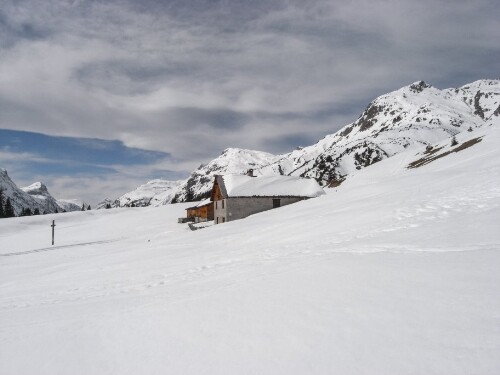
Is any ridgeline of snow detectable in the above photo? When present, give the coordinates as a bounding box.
[1,123,499,374]
[112,79,500,206]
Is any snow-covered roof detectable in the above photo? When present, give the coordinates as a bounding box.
[186,198,213,210]
[216,174,325,198]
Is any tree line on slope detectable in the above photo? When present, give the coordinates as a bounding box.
[0,189,43,218]
[0,188,16,218]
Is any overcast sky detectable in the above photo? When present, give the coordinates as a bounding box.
[1,0,499,204]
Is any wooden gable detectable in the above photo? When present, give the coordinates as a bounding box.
[211,177,224,201]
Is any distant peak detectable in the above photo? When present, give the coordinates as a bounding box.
[25,181,47,190]
[221,147,269,156]
[22,181,50,196]
[221,147,247,155]
[409,81,432,93]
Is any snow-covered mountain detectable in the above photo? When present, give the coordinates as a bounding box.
[0,169,82,216]
[170,148,279,203]
[258,79,500,184]
[109,79,500,205]
[56,199,84,212]
[113,179,183,208]
[0,169,45,215]
[108,149,278,207]
[96,198,114,210]
[21,182,63,214]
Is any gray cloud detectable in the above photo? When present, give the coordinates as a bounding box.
[1,0,499,199]
[166,107,251,130]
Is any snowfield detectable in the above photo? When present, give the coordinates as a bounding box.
[1,126,499,375]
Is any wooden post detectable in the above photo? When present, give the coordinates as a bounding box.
[51,220,56,245]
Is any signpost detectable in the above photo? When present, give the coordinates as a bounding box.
[51,220,56,245]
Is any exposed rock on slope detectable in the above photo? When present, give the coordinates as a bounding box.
[0,169,44,215]
[21,182,63,213]
[258,79,500,184]
[96,199,114,210]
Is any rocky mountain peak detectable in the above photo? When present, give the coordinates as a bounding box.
[22,182,50,197]
[409,81,432,93]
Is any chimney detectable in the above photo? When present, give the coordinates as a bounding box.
[246,168,255,177]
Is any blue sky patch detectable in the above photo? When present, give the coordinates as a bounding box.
[0,129,170,166]
[0,129,187,202]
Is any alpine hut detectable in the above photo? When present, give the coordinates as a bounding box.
[211,174,325,224]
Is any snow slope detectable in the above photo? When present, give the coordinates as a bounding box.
[259,79,500,183]
[0,124,499,375]
[112,179,183,208]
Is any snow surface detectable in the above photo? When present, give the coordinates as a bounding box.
[56,198,83,212]
[220,174,326,198]
[113,179,183,208]
[1,125,499,374]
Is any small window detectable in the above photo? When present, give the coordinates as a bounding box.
[215,201,218,209]
[216,217,219,224]
[222,217,225,223]
[222,199,225,209]
[273,198,281,208]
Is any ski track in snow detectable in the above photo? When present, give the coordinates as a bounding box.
[0,239,122,257]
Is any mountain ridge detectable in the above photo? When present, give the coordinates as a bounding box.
[108,79,499,207]
[0,169,83,216]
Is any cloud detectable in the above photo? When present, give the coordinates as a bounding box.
[0,0,499,201]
